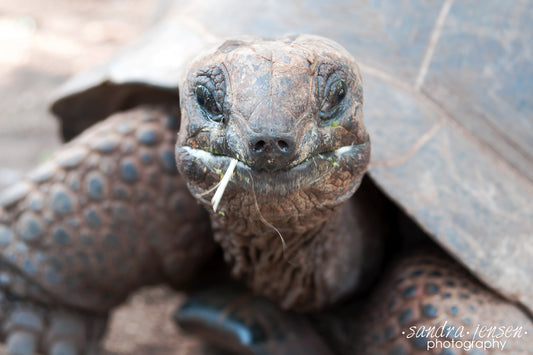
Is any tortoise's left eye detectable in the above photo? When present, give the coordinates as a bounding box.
[196,84,223,122]
[320,79,346,117]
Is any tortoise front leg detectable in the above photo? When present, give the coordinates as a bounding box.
[0,107,215,354]
[358,251,533,354]
[315,250,533,354]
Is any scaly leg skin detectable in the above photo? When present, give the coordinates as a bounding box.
[318,251,533,354]
[0,106,215,354]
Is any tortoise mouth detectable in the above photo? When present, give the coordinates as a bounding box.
[176,141,370,196]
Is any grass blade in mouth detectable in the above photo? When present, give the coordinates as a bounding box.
[211,158,238,212]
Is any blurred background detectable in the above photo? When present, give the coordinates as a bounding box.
[0,0,166,189]
[0,1,206,354]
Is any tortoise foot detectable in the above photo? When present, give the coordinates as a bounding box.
[174,283,334,355]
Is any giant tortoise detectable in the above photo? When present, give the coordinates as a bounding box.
[1,0,532,354]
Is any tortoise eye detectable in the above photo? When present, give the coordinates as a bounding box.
[196,84,223,122]
[320,79,346,116]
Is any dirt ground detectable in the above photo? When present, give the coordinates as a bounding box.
[0,1,210,353]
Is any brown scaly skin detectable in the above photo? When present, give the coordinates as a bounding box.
[1,35,532,355]
[0,107,215,354]
[177,251,533,355]
[355,251,533,354]
[308,250,533,354]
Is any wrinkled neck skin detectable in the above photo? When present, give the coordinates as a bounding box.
[213,201,346,312]
[184,164,372,312]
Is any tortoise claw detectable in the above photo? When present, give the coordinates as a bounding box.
[4,307,43,355]
[175,283,334,355]
[45,312,86,355]
[6,331,37,355]
[49,340,78,355]
[1,301,106,355]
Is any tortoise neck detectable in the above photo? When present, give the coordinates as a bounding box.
[210,201,366,311]
[211,197,335,241]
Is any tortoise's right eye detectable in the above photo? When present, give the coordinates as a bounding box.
[196,84,223,122]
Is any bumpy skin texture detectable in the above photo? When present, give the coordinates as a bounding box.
[310,251,533,354]
[2,35,533,355]
[175,250,533,355]
[356,252,532,354]
[0,107,215,353]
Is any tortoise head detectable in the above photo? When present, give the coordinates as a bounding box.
[175,35,370,222]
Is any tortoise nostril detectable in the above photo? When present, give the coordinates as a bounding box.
[277,140,289,153]
[248,135,296,171]
[253,140,266,153]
